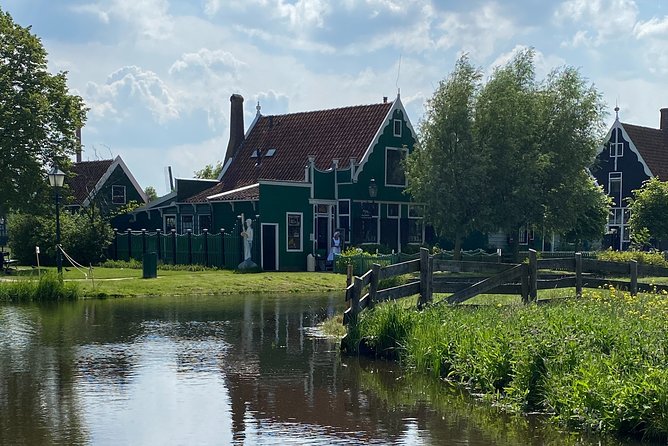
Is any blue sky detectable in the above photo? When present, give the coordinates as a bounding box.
[4,0,668,194]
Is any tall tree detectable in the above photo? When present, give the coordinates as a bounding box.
[476,49,608,254]
[144,186,158,202]
[0,8,86,216]
[628,177,668,247]
[405,55,491,259]
[194,161,223,180]
[407,49,609,257]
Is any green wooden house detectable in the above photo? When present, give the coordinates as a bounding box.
[130,93,421,271]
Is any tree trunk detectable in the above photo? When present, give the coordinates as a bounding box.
[453,234,463,261]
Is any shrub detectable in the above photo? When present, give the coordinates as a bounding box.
[597,248,668,268]
[8,210,113,266]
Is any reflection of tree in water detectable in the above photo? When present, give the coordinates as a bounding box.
[0,306,89,445]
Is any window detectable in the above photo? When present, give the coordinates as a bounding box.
[112,185,126,204]
[623,226,631,242]
[181,215,194,233]
[360,218,378,243]
[608,172,622,206]
[286,213,303,251]
[609,142,623,158]
[518,226,534,245]
[164,215,176,233]
[387,203,399,218]
[407,205,424,244]
[385,147,407,186]
[338,200,350,242]
[609,208,623,225]
[393,119,402,137]
[609,129,623,158]
[198,215,212,233]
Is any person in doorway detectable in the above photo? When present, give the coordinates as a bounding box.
[327,231,341,262]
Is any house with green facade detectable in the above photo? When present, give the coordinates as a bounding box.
[129,93,422,271]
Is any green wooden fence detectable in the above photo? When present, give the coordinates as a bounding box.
[112,220,251,269]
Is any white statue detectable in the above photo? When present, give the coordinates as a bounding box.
[241,218,253,261]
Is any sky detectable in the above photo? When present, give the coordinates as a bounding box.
[4,0,668,195]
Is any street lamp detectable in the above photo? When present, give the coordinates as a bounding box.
[48,166,65,275]
[368,178,377,200]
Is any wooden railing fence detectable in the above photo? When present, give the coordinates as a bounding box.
[343,248,668,329]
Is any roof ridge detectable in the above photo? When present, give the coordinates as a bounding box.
[261,102,390,118]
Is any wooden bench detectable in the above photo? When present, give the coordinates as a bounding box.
[0,252,18,273]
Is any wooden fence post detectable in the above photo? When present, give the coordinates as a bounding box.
[575,252,582,297]
[427,255,434,305]
[369,263,380,309]
[171,229,177,265]
[113,228,118,260]
[156,229,162,261]
[521,264,529,304]
[419,247,429,309]
[350,276,362,327]
[203,229,209,267]
[220,228,225,268]
[630,259,638,296]
[529,249,538,302]
[346,263,353,288]
[187,229,193,265]
[127,228,132,261]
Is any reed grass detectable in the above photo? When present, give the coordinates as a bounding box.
[354,287,668,440]
[0,272,80,303]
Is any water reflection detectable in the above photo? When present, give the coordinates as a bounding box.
[0,295,647,445]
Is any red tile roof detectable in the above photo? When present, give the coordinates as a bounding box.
[187,102,392,202]
[622,123,668,180]
[68,159,114,204]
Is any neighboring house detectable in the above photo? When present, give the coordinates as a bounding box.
[590,107,668,250]
[67,155,148,215]
[131,93,421,270]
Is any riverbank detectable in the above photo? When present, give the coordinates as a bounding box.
[1,267,347,298]
[351,286,668,441]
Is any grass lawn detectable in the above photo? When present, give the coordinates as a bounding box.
[1,266,348,298]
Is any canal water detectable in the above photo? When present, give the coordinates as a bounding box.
[0,294,644,445]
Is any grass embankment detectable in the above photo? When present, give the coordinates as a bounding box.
[0,272,79,303]
[2,267,346,298]
[354,287,668,440]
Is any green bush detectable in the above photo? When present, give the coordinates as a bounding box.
[0,272,79,303]
[597,248,668,268]
[99,259,220,271]
[8,210,113,266]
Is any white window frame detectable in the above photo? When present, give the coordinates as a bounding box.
[286,212,303,252]
[112,185,126,204]
[387,203,399,219]
[407,204,424,244]
[385,146,408,187]
[393,119,402,137]
[608,171,623,207]
[163,214,176,233]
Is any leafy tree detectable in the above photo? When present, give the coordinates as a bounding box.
[476,49,608,254]
[144,186,158,202]
[0,9,87,216]
[407,49,609,257]
[194,161,223,179]
[405,56,491,259]
[628,177,668,247]
[8,210,113,266]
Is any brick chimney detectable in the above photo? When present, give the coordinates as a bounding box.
[225,94,245,163]
[661,108,668,132]
[75,127,82,163]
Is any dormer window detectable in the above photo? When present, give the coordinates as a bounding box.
[393,119,402,137]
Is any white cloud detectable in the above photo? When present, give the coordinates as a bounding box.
[169,49,245,77]
[487,45,567,80]
[555,0,638,46]
[86,66,179,124]
[74,0,174,40]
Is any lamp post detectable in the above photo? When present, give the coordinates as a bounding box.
[48,166,65,275]
[368,178,377,202]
